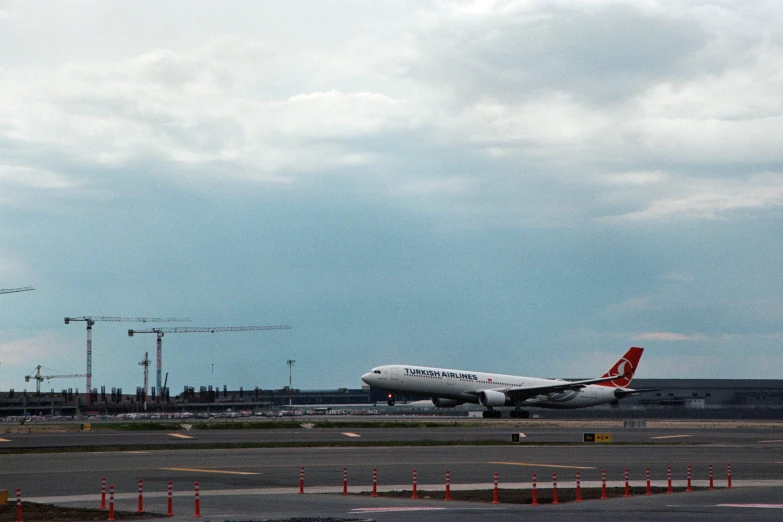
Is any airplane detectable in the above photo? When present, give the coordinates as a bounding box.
[361,347,646,418]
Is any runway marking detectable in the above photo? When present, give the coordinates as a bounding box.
[352,507,447,512]
[342,432,361,438]
[650,435,692,439]
[759,440,783,443]
[717,504,783,509]
[491,461,594,470]
[161,467,258,476]
[168,433,194,439]
[0,438,10,442]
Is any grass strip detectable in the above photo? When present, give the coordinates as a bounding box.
[360,486,709,504]
[0,502,163,521]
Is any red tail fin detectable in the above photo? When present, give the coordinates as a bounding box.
[596,347,644,388]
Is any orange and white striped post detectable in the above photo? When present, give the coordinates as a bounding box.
[166,481,173,516]
[601,469,607,500]
[299,467,304,494]
[100,477,107,510]
[624,468,630,497]
[727,463,732,488]
[342,467,348,496]
[137,479,144,513]
[193,482,201,518]
[445,470,452,501]
[709,464,714,490]
[667,466,673,494]
[493,472,499,504]
[551,472,558,505]
[531,473,538,506]
[15,488,22,522]
[575,471,582,502]
[645,467,651,496]
[411,469,418,499]
[108,485,115,521]
[372,468,378,497]
[686,465,692,492]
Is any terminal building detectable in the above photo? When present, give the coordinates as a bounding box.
[2,379,783,418]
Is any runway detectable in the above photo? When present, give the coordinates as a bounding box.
[1,420,783,520]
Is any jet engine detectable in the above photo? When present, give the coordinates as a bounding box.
[431,398,462,408]
[478,389,508,407]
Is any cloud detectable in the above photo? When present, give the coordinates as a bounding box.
[0,331,61,366]
[605,173,783,221]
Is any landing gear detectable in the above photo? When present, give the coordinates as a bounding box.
[387,394,395,406]
[510,409,530,419]
[482,409,502,419]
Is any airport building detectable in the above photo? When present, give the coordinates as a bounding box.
[1,379,783,418]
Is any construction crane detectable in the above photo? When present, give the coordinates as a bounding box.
[128,325,291,396]
[139,352,150,411]
[1,286,34,295]
[64,316,189,405]
[25,365,87,396]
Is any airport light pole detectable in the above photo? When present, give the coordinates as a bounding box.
[287,359,295,406]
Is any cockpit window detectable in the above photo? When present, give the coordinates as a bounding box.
[373,370,381,374]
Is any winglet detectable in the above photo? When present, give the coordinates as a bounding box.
[595,347,644,388]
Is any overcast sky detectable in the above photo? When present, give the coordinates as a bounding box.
[1,0,782,396]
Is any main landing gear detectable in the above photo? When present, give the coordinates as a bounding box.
[482,409,502,419]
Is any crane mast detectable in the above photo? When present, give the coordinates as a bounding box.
[128,325,291,395]
[139,352,150,411]
[64,316,189,404]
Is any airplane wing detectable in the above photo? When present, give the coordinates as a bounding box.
[461,374,632,401]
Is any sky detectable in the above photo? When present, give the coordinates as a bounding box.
[1,0,782,396]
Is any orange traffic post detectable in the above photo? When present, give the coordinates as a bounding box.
[686,465,692,492]
[137,479,144,513]
[15,488,22,522]
[531,473,538,506]
[445,470,452,501]
[411,469,418,499]
[372,468,377,497]
[624,468,630,497]
[551,472,558,505]
[575,471,582,502]
[601,469,607,500]
[299,467,304,494]
[709,464,714,490]
[492,472,499,504]
[727,463,732,488]
[100,477,107,510]
[193,482,201,519]
[166,481,173,516]
[342,467,348,496]
[107,485,115,521]
[667,466,673,494]
[645,467,651,496]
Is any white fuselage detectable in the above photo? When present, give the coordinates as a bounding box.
[361,364,620,409]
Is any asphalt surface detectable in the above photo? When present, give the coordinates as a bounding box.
[1,420,782,520]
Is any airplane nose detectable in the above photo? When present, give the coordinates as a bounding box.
[361,372,373,384]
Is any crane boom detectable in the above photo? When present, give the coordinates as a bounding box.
[25,365,87,395]
[128,325,291,395]
[64,316,189,405]
[128,326,291,335]
[1,286,34,294]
